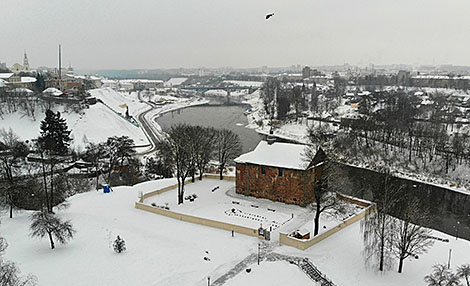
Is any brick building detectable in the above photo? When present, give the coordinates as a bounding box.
[234,141,325,207]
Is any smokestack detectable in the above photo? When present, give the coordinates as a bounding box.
[58,44,61,80]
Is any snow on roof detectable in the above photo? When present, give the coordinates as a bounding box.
[0,73,14,79]
[43,87,63,96]
[9,88,33,93]
[164,77,187,87]
[21,76,37,83]
[297,228,310,236]
[234,141,309,170]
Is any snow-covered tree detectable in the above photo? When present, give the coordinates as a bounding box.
[0,230,37,285]
[113,235,126,253]
[0,128,29,218]
[424,264,461,286]
[29,211,75,249]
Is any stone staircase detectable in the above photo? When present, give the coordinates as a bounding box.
[298,258,335,286]
[211,244,336,286]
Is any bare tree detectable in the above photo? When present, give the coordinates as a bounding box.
[424,264,461,286]
[390,195,434,273]
[83,142,107,190]
[303,159,346,236]
[361,169,402,272]
[0,227,37,285]
[29,211,75,249]
[215,129,242,180]
[0,128,29,218]
[158,124,192,204]
[261,77,281,117]
[193,127,215,181]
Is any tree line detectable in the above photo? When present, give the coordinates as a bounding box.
[153,124,242,205]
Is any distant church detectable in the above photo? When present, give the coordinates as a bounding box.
[11,51,30,74]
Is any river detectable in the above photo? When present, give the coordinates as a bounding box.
[156,99,470,241]
[156,102,261,153]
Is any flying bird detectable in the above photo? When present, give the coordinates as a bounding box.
[265,13,274,20]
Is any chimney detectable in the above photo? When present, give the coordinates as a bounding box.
[58,44,61,80]
[267,127,276,145]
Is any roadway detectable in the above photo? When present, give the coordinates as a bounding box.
[136,91,162,156]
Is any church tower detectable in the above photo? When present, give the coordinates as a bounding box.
[23,50,30,72]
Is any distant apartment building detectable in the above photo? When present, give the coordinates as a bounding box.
[132,79,164,90]
[397,70,411,85]
[302,66,311,79]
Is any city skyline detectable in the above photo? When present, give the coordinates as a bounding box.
[2,0,470,69]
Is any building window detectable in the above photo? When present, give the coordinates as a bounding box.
[261,166,266,175]
[278,168,283,177]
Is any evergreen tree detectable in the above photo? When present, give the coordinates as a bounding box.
[113,235,126,253]
[37,110,72,212]
[34,74,45,93]
[38,110,71,155]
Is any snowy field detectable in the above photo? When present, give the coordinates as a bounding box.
[143,178,367,239]
[1,179,260,286]
[278,220,470,286]
[143,179,299,232]
[1,177,469,285]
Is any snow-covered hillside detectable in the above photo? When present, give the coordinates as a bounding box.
[0,88,150,150]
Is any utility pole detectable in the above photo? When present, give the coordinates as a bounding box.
[257,243,260,265]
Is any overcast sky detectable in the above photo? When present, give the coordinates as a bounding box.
[2,0,470,69]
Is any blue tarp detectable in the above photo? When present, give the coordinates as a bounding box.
[103,185,111,193]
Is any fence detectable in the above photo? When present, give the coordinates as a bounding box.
[135,174,265,239]
[279,197,376,251]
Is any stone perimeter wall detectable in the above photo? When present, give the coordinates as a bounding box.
[135,174,265,240]
[279,195,376,251]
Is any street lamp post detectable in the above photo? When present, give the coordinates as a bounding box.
[257,243,260,265]
[456,221,460,240]
[448,249,452,269]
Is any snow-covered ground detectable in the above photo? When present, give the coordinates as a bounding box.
[88,88,149,117]
[1,179,259,286]
[0,88,150,150]
[143,179,300,232]
[278,220,470,286]
[224,261,315,286]
[2,178,469,286]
